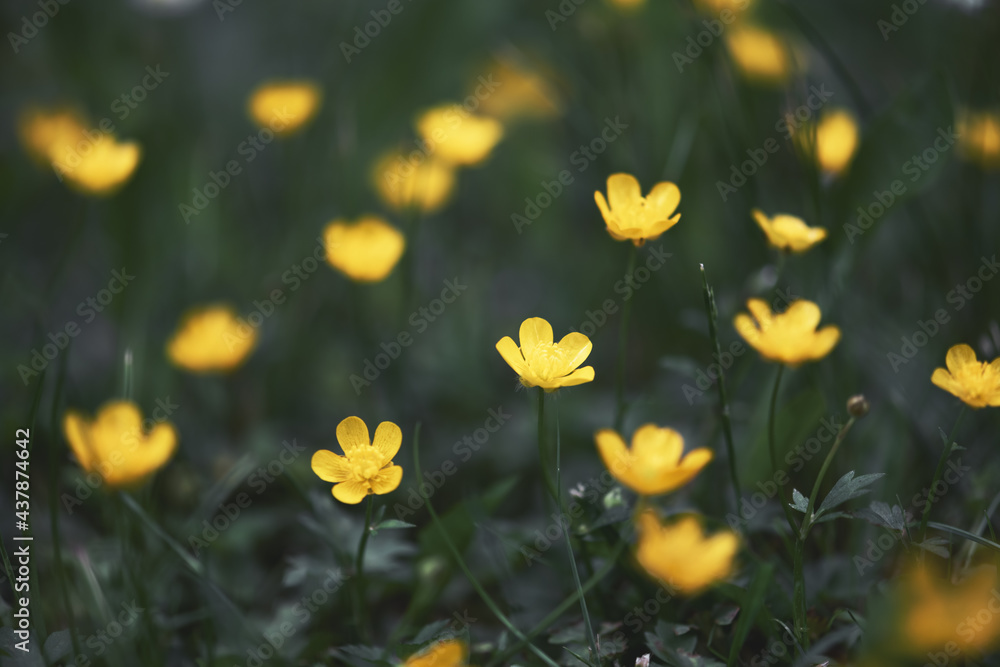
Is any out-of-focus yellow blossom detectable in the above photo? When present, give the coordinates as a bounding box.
[594,173,681,246]
[324,216,405,283]
[474,59,561,120]
[635,511,738,594]
[496,317,594,391]
[63,401,177,488]
[416,105,504,166]
[311,416,403,504]
[247,81,321,136]
[931,344,1000,408]
[403,639,467,667]
[725,26,792,85]
[752,209,827,253]
[50,135,142,196]
[899,566,1000,654]
[957,110,1000,169]
[798,109,859,175]
[595,424,713,496]
[694,0,753,14]
[18,107,87,163]
[372,151,456,213]
[167,305,257,372]
[734,299,840,366]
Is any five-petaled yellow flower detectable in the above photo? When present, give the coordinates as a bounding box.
[324,216,406,283]
[752,209,827,253]
[594,173,681,246]
[496,317,594,391]
[734,299,840,366]
[416,105,504,166]
[635,511,738,594]
[931,344,1000,408]
[725,26,792,85]
[957,110,1000,169]
[167,305,257,372]
[311,416,403,504]
[372,151,456,213]
[403,639,468,667]
[596,424,713,496]
[899,566,1000,653]
[63,401,178,488]
[247,81,322,136]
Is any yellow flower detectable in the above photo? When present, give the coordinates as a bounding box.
[751,209,827,253]
[247,81,321,136]
[404,639,467,667]
[725,26,792,85]
[957,110,1000,169]
[474,59,561,120]
[416,105,504,166]
[311,416,403,504]
[18,107,87,164]
[595,424,713,496]
[496,317,595,392]
[931,344,1000,408]
[734,299,840,366]
[50,135,142,196]
[799,109,859,175]
[899,566,1000,653]
[635,511,738,594]
[324,216,405,283]
[594,173,681,246]
[372,151,456,213]
[167,305,257,372]
[63,401,177,488]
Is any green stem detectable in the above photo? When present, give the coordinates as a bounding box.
[700,265,741,505]
[919,406,967,540]
[802,417,857,538]
[537,389,559,503]
[552,396,600,665]
[614,245,638,432]
[768,365,796,533]
[413,424,559,667]
[354,494,375,642]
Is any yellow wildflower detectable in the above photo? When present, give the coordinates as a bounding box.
[167,305,257,372]
[596,424,712,496]
[931,344,1000,408]
[957,110,1000,169]
[311,416,403,504]
[734,299,840,366]
[495,317,594,391]
[752,209,827,253]
[416,105,504,166]
[799,109,859,175]
[404,639,467,667]
[49,135,142,196]
[725,26,792,85]
[594,173,681,246]
[474,59,561,120]
[900,566,1000,653]
[324,216,405,283]
[247,81,321,136]
[18,107,87,164]
[636,511,738,594]
[372,151,456,213]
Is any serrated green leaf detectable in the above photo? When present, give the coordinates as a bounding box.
[817,471,885,516]
[790,488,809,513]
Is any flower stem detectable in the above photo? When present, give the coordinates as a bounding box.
[802,417,857,537]
[354,494,375,642]
[768,365,796,533]
[537,388,558,503]
[614,245,638,432]
[919,406,967,540]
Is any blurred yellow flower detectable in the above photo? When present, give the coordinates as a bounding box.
[594,173,681,246]
[957,110,1000,169]
[812,109,859,174]
[18,107,87,163]
[496,317,594,391]
[474,59,561,120]
[311,416,403,504]
[416,105,504,166]
[900,566,1000,654]
[167,305,257,372]
[50,135,142,196]
[247,81,321,136]
[725,26,792,85]
[636,511,738,594]
[595,424,713,496]
[63,401,177,488]
[931,344,1000,408]
[404,639,467,667]
[752,209,827,253]
[372,151,456,213]
[734,299,840,366]
[324,216,405,283]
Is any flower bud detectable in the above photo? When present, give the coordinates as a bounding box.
[847,394,870,418]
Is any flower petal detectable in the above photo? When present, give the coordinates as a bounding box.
[496,336,529,377]
[595,429,630,479]
[63,411,94,472]
[373,421,402,463]
[332,480,369,504]
[557,332,593,373]
[594,190,613,224]
[809,325,841,360]
[336,416,370,454]
[371,464,403,495]
[519,317,553,350]
[631,424,683,466]
[782,300,821,332]
[645,182,681,220]
[946,344,978,374]
[607,173,641,212]
[734,313,763,348]
[140,423,178,474]
[745,299,773,328]
[312,450,352,482]
[557,365,595,387]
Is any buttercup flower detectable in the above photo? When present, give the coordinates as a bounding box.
[247,81,321,136]
[957,110,1000,169]
[49,134,142,196]
[496,317,594,391]
[18,107,87,163]
[931,344,1000,408]
[752,209,827,253]
[809,109,859,175]
[734,299,840,366]
[63,401,177,488]
[899,566,1000,653]
[416,105,504,166]
[725,26,792,85]
[372,151,456,213]
[596,425,713,496]
[311,416,403,504]
[167,305,257,372]
[635,511,738,594]
[404,639,467,667]
[594,173,681,246]
[324,216,405,283]
[474,59,561,120]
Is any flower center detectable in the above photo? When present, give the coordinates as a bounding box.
[527,342,571,380]
[347,448,384,482]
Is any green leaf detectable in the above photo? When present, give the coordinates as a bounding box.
[373,519,416,531]
[852,501,907,532]
[817,472,885,516]
[790,488,809,513]
[916,537,950,559]
[727,563,773,667]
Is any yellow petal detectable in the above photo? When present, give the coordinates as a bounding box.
[311,450,352,482]
[371,465,403,495]
[337,416,370,454]
[247,81,321,136]
[496,336,529,378]
[140,423,178,473]
[372,422,402,463]
[594,190,613,225]
[678,448,714,473]
[63,411,94,472]
[595,429,630,479]
[519,317,554,350]
[324,217,406,283]
[811,325,841,359]
[631,424,683,467]
[557,366,595,387]
[556,332,593,372]
[332,480,369,504]
[645,182,681,220]
[745,298,773,327]
[606,173,641,211]
[946,344,977,374]
[733,313,763,348]
[783,300,821,331]
[405,639,467,667]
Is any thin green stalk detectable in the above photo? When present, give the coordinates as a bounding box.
[614,245,638,432]
[802,417,857,537]
[537,388,559,506]
[355,494,375,642]
[551,395,599,665]
[700,265,741,504]
[919,406,967,539]
[768,365,796,533]
[412,424,559,667]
